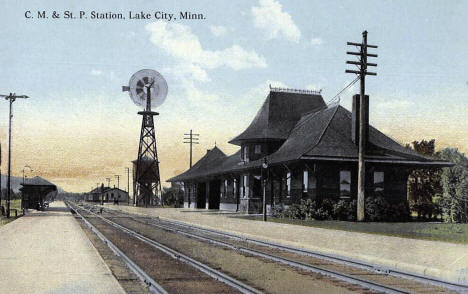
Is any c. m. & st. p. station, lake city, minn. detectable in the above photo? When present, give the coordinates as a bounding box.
[24,10,206,21]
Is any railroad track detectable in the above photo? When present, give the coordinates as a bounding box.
[67,201,259,294]
[94,204,468,294]
[153,216,468,294]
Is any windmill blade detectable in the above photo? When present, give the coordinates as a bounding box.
[125,69,168,109]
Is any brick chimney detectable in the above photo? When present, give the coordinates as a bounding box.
[351,94,369,145]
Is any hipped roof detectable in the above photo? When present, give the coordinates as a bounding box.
[270,105,437,163]
[169,103,451,183]
[229,91,326,145]
[21,176,56,188]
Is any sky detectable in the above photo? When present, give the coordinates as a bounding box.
[0,0,467,192]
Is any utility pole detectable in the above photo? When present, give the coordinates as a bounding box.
[183,130,199,168]
[0,142,2,210]
[183,130,199,208]
[346,31,377,221]
[115,174,120,190]
[106,177,111,188]
[262,158,268,221]
[1,93,29,218]
[125,167,130,205]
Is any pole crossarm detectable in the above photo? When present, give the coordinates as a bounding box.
[346,41,378,48]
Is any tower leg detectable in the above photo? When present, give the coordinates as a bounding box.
[134,112,162,207]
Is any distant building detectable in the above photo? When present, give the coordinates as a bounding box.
[20,176,57,210]
[84,187,106,202]
[102,187,129,204]
[168,88,450,214]
[84,186,129,203]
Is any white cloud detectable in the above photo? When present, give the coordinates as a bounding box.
[90,69,102,76]
[210,25,227,37]
[183,80,220,103]
[310,37,323,45]
[145,22,267,70]
[251,0,301,42]
[168,63,211,83]
[377,99,415,109]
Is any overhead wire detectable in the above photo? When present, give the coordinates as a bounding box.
[326,75,360,106]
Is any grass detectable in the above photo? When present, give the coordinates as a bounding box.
[0,199,22,226]
[239,215,468,244]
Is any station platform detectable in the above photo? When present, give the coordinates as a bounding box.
[0,201,125,294]
[101,204,468,286]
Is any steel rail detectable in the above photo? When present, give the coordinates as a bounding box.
[66,202,168,294]
[152,217,468,293]
[125,214,410,294]
[90,204,468,293]
[75,203,262,294]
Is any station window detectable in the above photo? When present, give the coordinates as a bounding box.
[339,170,351,199]
[286,172,291,197]
[374,171,384,192]
[254,144,261,154]
[303,170,308,192]
[243,146,249,162]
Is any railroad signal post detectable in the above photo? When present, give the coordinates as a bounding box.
[345,31,378,221]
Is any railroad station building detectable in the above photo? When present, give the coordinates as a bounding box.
[168,88,449,214]
[20,176,57,210]
[102,187,130,204]
[84,186,129,203]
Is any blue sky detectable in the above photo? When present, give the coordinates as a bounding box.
[0,0,467,191]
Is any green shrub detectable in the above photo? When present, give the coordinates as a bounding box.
[271,204,285,218]
[282,203,305,219]
[313,207,330,220]
[276,199,317,220]
[300,199,317,220]
[321,198,335,215]
[365,196,391,221]
[333,199,357,221]
[366,196,410,222]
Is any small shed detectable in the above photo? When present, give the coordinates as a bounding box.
[20,176,57,210]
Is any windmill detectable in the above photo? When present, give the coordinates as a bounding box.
[123,69,168,207]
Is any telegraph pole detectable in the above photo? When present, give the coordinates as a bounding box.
[183,130,199,168]
[115,174,120,190]
[106,177,111,188]
[346,31,377,221]
[183,130,199,208]
[0,142,2,210]
[1,93,29,218]
[125,167,130,205]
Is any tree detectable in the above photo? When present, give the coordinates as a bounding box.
[439,148,468,223]
[161,187,184,207]
[407,139,442,219]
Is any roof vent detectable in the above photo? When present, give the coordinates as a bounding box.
[269,85,322,95]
